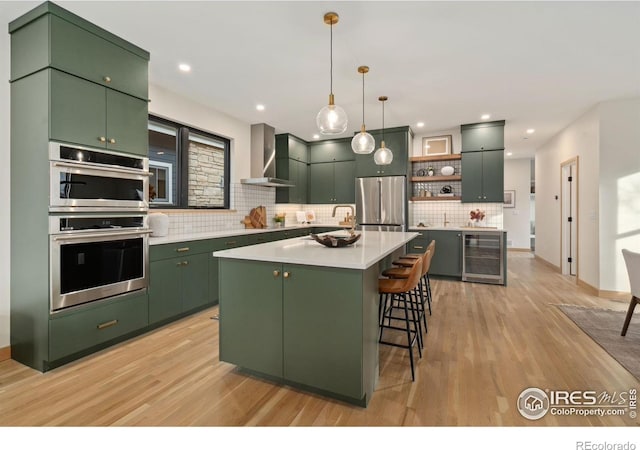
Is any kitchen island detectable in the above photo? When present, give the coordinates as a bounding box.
[214,230,418,406]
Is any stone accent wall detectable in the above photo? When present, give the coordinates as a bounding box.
[188,141,225,207]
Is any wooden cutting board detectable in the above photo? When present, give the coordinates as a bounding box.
[249,206,267,229]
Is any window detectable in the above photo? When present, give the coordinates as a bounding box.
[148,116,230,209]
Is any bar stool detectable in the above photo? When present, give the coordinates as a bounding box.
[378,258,423,381]
[393,240,435,316]
[382,248,430,340]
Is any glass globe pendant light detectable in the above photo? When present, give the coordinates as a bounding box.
[374,96,393,165]
[351,66,375,154]
[316,12,348,135]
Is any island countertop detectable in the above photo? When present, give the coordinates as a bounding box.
[213,230,419,270]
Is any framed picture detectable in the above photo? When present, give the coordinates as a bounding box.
[504,190,516,208]
[422,135,452,156]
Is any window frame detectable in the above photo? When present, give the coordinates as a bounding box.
[148,114,231,209]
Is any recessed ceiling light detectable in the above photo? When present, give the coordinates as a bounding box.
[313,134,320,139]
[506,152,513,156]
[178,63,191,72]
[256,104,265,111]
[416,122,425,128]
[481,114,491,120]
[526,128,535,134]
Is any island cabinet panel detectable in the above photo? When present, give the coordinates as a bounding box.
[428,230,462,277]
[219,260,284,378]
[283,265,364,399]
[461,150,504,203]
[49,70,148,156]
[49,290,148,362]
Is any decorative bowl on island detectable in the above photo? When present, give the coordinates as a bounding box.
[311,232,361,248]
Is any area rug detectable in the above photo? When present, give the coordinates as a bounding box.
[557,304,640,381]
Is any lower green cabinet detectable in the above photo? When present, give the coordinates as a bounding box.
[148,258,182,323]
[428,230,462,277]
[219,259,376,404]
[181,253,210,312]
[49,290,148,361]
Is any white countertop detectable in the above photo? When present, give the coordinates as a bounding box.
[213,230,419,270]
[409,226,506,232]
[149,223,347,245]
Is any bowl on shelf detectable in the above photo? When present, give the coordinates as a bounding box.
[311,233,361,248]
[441,165,455,176]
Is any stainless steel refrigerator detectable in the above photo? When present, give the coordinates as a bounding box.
[355,176,406,231]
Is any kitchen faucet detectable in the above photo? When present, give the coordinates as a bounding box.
[444,212,450,227]
[332,205,356,233]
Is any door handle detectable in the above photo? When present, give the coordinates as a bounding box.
[97,319,118,330]
[176,247,190,252]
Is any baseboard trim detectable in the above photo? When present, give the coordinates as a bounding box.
[576,278,598,295]
[598,289,631,301]
[534,255,560,272]
[0,346,10,362]
[508,248,532,252]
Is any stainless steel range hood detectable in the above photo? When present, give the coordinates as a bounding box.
[241,123,294,187]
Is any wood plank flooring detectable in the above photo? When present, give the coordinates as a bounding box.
[0,252,638,426]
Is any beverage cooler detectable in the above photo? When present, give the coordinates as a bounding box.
[462,231,505,285]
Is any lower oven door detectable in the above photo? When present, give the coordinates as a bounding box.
[50,230,150,311]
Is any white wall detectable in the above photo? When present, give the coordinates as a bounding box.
[598,98,640,292]
[535,106,600,289]
[503,158,532,249]
[148,84,252,186]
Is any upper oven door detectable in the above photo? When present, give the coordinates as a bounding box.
[50,161,149,211]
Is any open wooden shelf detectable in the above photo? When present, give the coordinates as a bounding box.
[411,196,462,202]
[411,175,461,183]
[410,154,462,163]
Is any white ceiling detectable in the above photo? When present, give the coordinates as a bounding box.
[5,1,640,158]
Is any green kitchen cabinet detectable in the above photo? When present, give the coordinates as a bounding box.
[148,243,212,324]
[50,69,148,156]
[49,290,149,363]
[276,158,308,204]
[219,259,284,378]
[308,139,354,163]
[428,230,462,277]
[407,231,429,254]
[460,120,505,152]
[461,150,504,202]
[10,4,149,100]
[355,126,411,177]
[308,160,356,204]
[275,133,308,162]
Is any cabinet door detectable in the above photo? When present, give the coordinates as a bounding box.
[354,153,381,177]
[181,253,210,312]
[283,264,363,399]
[209,252,219,305]
[50,15,148,100]
[461,151,484,203]
[309,140,353,163]
[219,260,283,377]
[308,162,335,203]
[148,259,182,324]
[288,136,309,163]
[377,129,408,176]
[106,89,149,156]
[407,236,429,254]
[429,230,462,277]
[481,150,504,202]
[461,123,504,152]
[295,159,308,203]
[50,70,107,149]
[334,160,356,203]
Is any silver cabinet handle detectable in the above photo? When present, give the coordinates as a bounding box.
[226,240,237,245]
[103,76,112,83]
[283,272,290,279]
[176,247,190,252]
[176,261,189,266]
[273,270,280,277]
[97,319,118,330]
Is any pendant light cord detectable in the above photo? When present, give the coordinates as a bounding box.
[330,21,333,96]
[382,100,385,142]
[361,71,365,127]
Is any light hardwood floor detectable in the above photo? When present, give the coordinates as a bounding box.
[0,252,637,426]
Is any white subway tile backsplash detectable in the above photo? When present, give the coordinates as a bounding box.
[409,201,503,228]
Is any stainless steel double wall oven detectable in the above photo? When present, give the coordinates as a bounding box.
[48,142,152,312]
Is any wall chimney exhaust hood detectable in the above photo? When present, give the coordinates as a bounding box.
[241,123,294,187]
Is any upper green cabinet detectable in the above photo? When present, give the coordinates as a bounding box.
[50,70,148,155]
[275,134,308,203]
[309,139,354,163]
[460,120,505,152]
[355,126,411,177]
[308,160,355,204]
[10,4,149,100]
[461,150,504,202]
